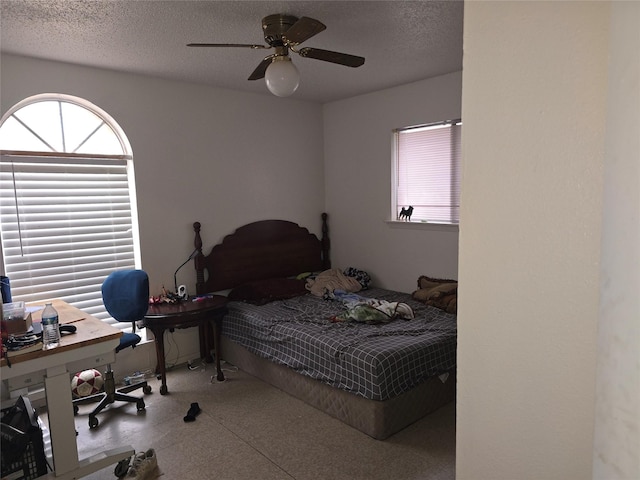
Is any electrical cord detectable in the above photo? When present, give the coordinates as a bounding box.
[163,330,181,370]
[173,249,199,294]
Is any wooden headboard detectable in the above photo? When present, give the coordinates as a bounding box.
[193,213,330,295]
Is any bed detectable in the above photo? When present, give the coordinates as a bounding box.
[192,213,456,440]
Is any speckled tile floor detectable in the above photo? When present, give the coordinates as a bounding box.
[49,362,455,479]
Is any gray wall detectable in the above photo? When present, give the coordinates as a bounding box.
[457,2,639,479]
[0,54,325,370]
[0,54,326,298]
[593,2,640,478]
[323,71,462,292]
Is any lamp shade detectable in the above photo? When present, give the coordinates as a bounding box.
[265,57,300,97]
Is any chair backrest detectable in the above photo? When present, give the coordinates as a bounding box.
[102,270,149,323]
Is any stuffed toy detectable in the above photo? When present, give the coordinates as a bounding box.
[411,275,457,314]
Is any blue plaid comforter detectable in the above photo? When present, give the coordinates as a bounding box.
[221,288,457,401]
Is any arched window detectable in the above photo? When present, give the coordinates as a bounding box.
[0,94,141,330]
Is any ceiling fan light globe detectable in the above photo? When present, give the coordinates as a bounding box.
[265,57,300,97]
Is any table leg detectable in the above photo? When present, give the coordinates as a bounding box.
[199,323,213,363]
[211,317,224,382]
[150,327,168,395]
[45,365,80,475]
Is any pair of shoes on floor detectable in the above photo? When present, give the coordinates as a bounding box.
[120,448,158,479]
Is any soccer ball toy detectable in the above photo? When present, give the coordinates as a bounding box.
[71,369,104,398]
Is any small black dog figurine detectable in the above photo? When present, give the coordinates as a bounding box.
[399,206,414,221]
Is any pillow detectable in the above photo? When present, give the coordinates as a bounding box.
[228,277,308,305]
[412,275,458,314]
[343,267,371,289]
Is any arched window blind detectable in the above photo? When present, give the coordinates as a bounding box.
[0,94,141,330]
[393,120,462,224]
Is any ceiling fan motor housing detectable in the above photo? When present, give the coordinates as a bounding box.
[262,14,298,47]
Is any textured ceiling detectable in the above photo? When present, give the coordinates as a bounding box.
[0,0,464,103]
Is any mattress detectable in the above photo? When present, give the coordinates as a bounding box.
[221,288,457,402]
[220,334,456,440]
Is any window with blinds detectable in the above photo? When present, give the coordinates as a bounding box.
[0,94,141,331]
[393,120,462,224]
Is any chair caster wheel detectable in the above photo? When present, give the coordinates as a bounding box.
[160,385,168,395]
[143,385,152,394]
[136,399,145,411]
[88,415,99,429]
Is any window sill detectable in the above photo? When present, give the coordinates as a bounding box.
[385,220,459,232]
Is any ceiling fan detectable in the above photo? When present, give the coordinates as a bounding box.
[187,14,365,97]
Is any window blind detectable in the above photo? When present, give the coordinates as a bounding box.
[0,154,138,330]
[395,121,462,224]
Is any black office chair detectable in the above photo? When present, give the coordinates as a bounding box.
[73,270,152,428]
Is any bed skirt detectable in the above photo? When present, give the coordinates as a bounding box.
[220,335,456,440]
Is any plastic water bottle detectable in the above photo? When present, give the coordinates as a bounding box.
[41,303,61,350]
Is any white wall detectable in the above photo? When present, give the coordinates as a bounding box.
[1,54,325,367]
[593,2,640,479]
[323,72,462,292]
[457,2,611,479]
[1,57,464,385]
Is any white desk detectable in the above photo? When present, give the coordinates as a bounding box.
[1,300,134,479]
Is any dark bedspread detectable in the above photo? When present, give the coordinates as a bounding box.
[221,288,457,401]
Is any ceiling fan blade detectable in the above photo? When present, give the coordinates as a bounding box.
[297,48,365,67]
[283,17,326,45]
[248,57,273,80]
[187,43,269,49]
